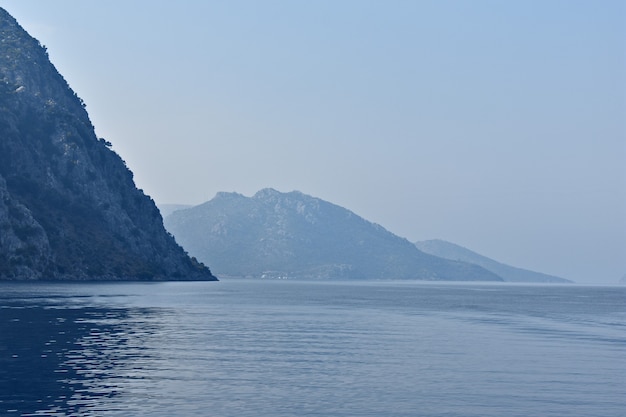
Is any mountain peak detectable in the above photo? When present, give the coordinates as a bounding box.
[253,188,281,198]
[214,191,246,199]
[253,188,307,200]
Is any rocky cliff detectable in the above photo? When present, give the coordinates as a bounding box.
[164,189,503,281]
[0,8,216,280]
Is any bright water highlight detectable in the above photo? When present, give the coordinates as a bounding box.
[1,280,624,416]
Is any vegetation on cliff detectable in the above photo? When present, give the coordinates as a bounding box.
[0,8,216,280]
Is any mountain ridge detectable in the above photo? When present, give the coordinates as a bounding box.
[415,239,571,283]
[164,188,503,281]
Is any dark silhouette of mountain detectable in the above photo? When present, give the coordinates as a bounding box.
[164,189,502,281]
[0,8,216,280]
[415,239,572,283]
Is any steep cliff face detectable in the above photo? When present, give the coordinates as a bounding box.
[0,8,216,280]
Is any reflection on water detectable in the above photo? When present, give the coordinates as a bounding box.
[0,294,162,416]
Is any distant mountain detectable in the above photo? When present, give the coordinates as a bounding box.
[158,204,193,218]
[415,239,571,283]
[164,189,502,281]
[0,8,216,281]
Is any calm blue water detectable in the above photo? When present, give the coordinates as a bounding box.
[0,280,624,417]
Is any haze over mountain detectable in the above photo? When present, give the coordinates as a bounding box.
[158,204,193,218]
[2,3,622,284]
[0,8,216,280]
[164,189,502,281]
[415,239,572,283]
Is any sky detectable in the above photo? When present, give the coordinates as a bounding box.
[1,1,624,284]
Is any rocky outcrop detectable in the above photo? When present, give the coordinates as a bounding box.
[0,8,216,280]
[164,188,502,281]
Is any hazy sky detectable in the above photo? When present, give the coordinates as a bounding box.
[1,1,624,283]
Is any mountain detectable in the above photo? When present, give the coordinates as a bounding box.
[0,8,216,281]
[158,204,193,218]
[415,239,571,283]
[164,188,502,281]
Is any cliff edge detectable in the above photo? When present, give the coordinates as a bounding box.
[0,8,216,280]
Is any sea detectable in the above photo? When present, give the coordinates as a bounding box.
[0,280,624,417]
